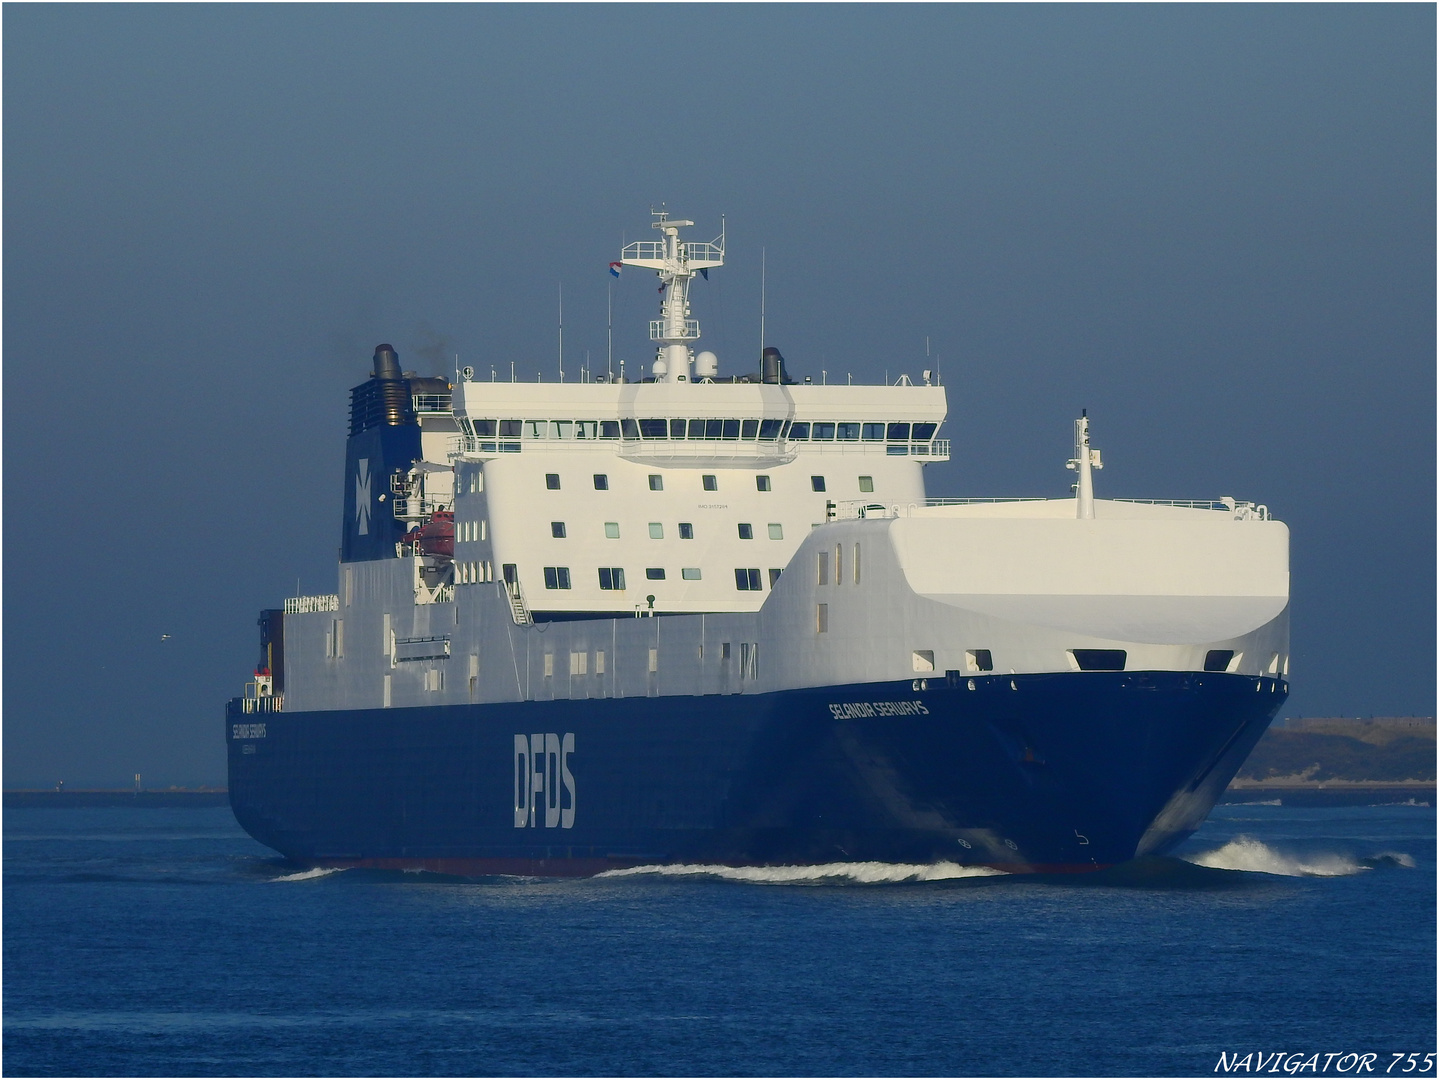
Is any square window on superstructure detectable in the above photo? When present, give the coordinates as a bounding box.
[811,476,826,492]
[734,568,762,591]
[837,422,860,441]
[814,423,836,441]
[599,567,626,591]
[759,419,784,440]
[912,423,937,441]
[702,475,718,491]
[741,419,759,439]
[600,420,621,439]
[639,419,667,439]
[649,523,664,539]
[500,420,522,438]
[679,523,694,539]
[543,566,571,590]
[862,423,885,441]
[646,568,666,580]
[768,523,783,540]
[648,474,664,491]
[789,422,810,440]
[545,473,561,490]
[756,475,771,492]
[738,523,753,540]
[887,422,910,441]
[670,419,687,438]
[551,522,566,538]
[768,568,782,587]
[605,522,620,539]
[682,567,701,580]
[593,474,609,490]
[688,419,706,439]
[859,476,874,493]
[722,420,741,440]
[622,418,640,439]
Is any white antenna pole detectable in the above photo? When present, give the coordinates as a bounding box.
[558,283,564,383]
[760,246,766,365]
[607,279,614,381]
[1066,409,1103,519]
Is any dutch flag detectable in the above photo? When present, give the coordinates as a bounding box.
[608,262,622,278]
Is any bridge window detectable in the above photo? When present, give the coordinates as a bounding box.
[621,418,640,439]
[646,568,666,580]
[649,523,664,539]
[551,522,566,538]
[813,422,836,441]
[760,419,784,439]
[912,423,937,441]
[742,420,759,439]
[722,420,741,439]
[500,420,522,438]
[551,421,573,439]
[738,524,753,540]
[682,567,702,580]
[735,568,762,591]
[837,423,861,441]
[543,567,571,590]
[768,523,783,540]
[598,568,626,591]
[526,421,548,439]
[670,419,687,438]
[545,474,560,490]
[702,475,718,491]
[639,419,667,438]
[575,421,598,439]
[705,419,723,439]
[687,419,705,438]
[789,422,810,440]
[473,420,497,437]
[593,474,609,490]
[648,475,664,491]
[679,523,694,539]
[756,475,771,491]
[811,476,826,492]
[600,420,621,438]
[604,522,620,538]
[862,423,885,441]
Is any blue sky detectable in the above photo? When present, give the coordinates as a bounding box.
[5,4,1433,786]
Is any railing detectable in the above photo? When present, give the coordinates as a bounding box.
[284,594,339,614]
[240,694,283,714]
[506,580,532,626]
[412,394,452,414]
[649,319,701,341]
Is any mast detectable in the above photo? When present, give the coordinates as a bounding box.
[1066,411,1104,519]
[619,210,724,383]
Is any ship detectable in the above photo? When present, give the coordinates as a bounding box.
[226,210,1291,875]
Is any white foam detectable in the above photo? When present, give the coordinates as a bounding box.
[1370,851,1417,868]
[597,860,1006,884]
[270,866,343,882]
[1183,836,1366,877]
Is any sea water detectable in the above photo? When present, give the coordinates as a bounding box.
[4,802,1434,1077]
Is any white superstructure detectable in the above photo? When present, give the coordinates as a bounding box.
[268,214,1289,721]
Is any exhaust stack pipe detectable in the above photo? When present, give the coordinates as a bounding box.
[761,347,787,385]
[373,343,402,381]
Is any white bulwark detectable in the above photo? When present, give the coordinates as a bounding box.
[266,213,1289,717]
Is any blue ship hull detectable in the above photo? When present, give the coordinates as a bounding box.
[227,671,1287,874]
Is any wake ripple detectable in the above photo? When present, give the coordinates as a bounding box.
[598,860,1006,885]
[1182,836,1416,877]
[270,866,345,882]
